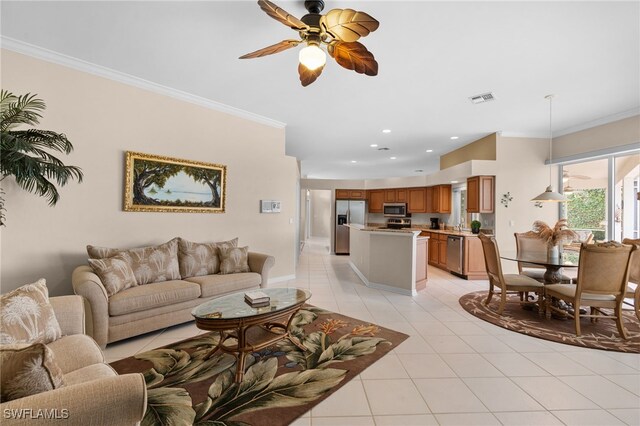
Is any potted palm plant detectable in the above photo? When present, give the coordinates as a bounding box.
[0,90,83,225]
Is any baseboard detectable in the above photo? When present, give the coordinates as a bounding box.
[268,274,296,284]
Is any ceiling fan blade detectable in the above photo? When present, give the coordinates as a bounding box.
[328,41,378,76]
[258,0,308,31]
[298,63,324,87]
[571,174,591,180]
[239,39,300,59]
[320,9,379,42]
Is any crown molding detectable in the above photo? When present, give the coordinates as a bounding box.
[1,36,286,129]
[554,108,640,137]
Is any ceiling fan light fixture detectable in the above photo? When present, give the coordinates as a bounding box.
[299,43,326,71]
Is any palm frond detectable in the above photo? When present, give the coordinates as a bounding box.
[531,219,578,246]
[0,91,45,132]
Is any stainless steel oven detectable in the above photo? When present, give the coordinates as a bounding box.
[383,203,408,217]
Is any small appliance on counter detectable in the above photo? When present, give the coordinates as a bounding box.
[386,218,412,229]
[430,217,440,229]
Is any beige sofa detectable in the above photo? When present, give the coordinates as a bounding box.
[0,295,146,425]
[73,251,275,348]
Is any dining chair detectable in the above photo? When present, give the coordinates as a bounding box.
[544,241,635,339]
[622,238,640,321]
[479,233,545,315]
[514,232,573,283]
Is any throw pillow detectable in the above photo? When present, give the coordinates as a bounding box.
[178,237,238,278]
[88,255,138,297]
[0,279,62,345]
[87,238,181,285]
[219,246,250,275]
[0,343,65,402]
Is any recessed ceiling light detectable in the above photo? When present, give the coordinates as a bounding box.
[426,149,433,153]
[370,144,378,148]
[390,156,397,160]
[451,180,459,183]
[351,160,357,163]
[382,129,391,133]
[450,136,459,140]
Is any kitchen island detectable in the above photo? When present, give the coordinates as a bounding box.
[347,225,428,296]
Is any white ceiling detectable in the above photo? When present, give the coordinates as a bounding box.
[1,1,638,179]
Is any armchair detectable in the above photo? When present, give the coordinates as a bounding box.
[0,295,146,426]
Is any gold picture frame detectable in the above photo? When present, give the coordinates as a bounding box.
[124,151,226,213]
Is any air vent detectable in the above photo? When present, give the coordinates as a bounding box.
[414,169,424,173]
[377,147,390,151]
[469,92,496,104]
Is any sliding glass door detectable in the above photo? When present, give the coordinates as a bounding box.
[561,151,639,242]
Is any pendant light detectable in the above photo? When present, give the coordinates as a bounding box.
[531,94,567,203]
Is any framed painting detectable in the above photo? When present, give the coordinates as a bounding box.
[124,151,226,213]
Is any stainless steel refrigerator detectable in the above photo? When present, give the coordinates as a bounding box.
[335,200,367,255]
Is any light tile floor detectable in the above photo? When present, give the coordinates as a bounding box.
[105,238,640,425]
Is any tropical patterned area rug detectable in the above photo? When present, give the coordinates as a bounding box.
[460,291,639,353]
[110,305,408,425]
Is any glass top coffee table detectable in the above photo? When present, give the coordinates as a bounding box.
[192,287,311,383]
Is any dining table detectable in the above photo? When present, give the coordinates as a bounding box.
[499,250,579,284]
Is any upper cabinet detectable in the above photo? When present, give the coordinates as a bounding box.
[336,189,366,200]
[431,184,452,213]
[396,188,407,202]
[407,188,427,213]
[467,176,494,213]
[384,189,397,203]
[367,190,384,213]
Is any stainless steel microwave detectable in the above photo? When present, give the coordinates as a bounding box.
[383,203,408,217]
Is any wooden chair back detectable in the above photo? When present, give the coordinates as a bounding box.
[479,234,504,288]
[622,238,640,284]
[514,231,547,272]
[576,242,634,298]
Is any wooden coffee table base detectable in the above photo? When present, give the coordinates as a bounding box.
[196,304,307,383]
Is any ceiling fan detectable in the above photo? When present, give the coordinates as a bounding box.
[239,0,379,86]
[562,170,591,182]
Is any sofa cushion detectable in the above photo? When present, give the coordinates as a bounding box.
[0,343,65,402]
[219,246,250,275]
[63,363,116,386]
[87,238,181,285]
[46,334,105,374]
[178,237,238,278]
[185,272,261,298]
[109,280,201,316]
[88,254,138,296]
[0,279,62,345]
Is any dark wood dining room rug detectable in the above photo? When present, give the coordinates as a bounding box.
[460,291,639,353]
[110,305,408,426]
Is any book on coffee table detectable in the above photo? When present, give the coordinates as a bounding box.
[244,290,270,306]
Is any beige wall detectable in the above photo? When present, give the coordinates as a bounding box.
[554,115,640,160]
[440,133,497,170]
[495,136,558,272]
[0,50,298,295]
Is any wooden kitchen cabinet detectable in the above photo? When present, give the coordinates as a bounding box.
[438,234,448,268]
[367,190,384,213]
[431,184,452,213]
[408,187,427,213]
[428,234,439,265]
[336,189,366,200]
[467,176,495,213]
[396,188,407,202]
[384,189,397,202]
[425,186,434,213]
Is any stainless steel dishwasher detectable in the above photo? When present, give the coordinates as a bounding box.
[446,235,464,275]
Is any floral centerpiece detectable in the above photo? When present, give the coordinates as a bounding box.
[532,219,578,255]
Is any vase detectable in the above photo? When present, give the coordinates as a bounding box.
[471,227,480,234]
[548,244,559,259]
